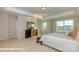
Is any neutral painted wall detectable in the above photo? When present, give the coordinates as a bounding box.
[39,20,52,35]
[48,16,79,33]
[0,12,8,40]
[8,15,17,39]
[51,19,57,32]
[26,17,42,35]
[26,17,38,29]
[45,10,79,33]
[0,12,18,40]
[17,15,26,39]
[36,19,42,35]
[0,11,29,40]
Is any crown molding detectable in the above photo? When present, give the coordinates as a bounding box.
[2,7,79,20]
[3,7,33,16]
[45,10,74,20]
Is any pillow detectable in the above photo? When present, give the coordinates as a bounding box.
[67,31,77,39]
[76,28,79,40]
[65,32,69,36]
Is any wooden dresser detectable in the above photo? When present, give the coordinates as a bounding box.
[25,28,38,38]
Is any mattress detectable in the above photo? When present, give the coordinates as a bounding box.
[40,33,79,52]
[40,33,74,42]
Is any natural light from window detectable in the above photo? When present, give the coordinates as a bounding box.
[56,20,73,32]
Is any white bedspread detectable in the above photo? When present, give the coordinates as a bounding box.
[40,33,79,52]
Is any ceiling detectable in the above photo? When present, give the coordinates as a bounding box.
[17,7,76,18]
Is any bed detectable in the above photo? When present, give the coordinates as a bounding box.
[40,33,79,52]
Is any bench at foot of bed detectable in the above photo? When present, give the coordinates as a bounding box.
[37,36,42,45]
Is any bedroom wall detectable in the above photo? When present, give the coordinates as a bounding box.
[0,11,28,40]
[0,12,40,40]
[46,20,52,33]
[8,15,17,39]
[0,12,8,40]
[51,16,79,33]
[73,9,79,31]
[26,17,38,29]
[26,17,42,35]
[0,14,29,40]
[46,9,79,33]
[40,20,52,35]
[0,12,19,40]
[40,19,57,34]
[17,16,40,39]
[17,15,26,39]
[50,17,74,33]
[51,19,57,32]
[25,17,50,35]
[44,19,57,33]
[36,19,42,35]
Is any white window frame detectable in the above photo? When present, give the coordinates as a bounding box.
[56,20,73,32]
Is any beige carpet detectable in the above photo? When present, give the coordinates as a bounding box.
[0,37,57,52]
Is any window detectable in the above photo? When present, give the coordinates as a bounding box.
[56,21,64,32]
[64,20,73,32]
[56,20,73,32]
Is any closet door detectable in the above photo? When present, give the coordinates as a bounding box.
[8,15,17,39]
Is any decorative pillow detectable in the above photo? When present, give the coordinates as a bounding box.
[66,32,69,36]
[67,31,77,39]
[76,28,79,40]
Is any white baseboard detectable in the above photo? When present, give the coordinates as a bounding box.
[0,38,8,40]
[8,37,17,39]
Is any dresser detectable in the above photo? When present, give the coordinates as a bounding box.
[25,28,38,38]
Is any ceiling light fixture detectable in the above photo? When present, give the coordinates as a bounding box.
[41,7,47,10]
[39,7,48,19]
[33,14,43,19]
[41,7,47,14]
